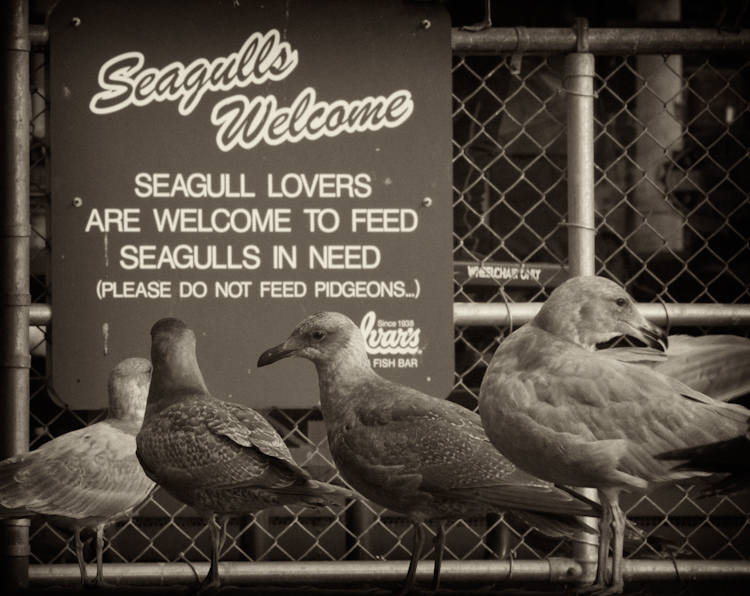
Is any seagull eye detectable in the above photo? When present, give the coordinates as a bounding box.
[312,330,326,341]
[615,297,628,307]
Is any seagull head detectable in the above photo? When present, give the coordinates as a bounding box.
[149,317,198,371]
[150,317,194,349]
[258,311,370,370]
[108,357,152,424]
[147,317,209,403]
[533,276,669,352]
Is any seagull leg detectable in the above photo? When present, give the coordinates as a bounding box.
[398,521,425,595]
[575,494,612,595]
[74,529,91,587]
[606,503,626,596]
[94,525,107,587]
[200,515,223,591]
[217,516,230,556]
[577,490,625,596]
[431,521,446,591]
[595,501,613,589]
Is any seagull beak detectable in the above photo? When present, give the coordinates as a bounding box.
[257,343,298,367]
[631,319,669,352]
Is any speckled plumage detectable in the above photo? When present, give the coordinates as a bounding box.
[0,357,156,587]
[258,311,598,594]
[136,317,351,590]
[478,276,749,595]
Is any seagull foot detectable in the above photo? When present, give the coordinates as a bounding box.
[574,581,624,596]
[394,584,421,596]
[196,580,221,595]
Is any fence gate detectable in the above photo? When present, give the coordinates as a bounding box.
[1,3,749,593]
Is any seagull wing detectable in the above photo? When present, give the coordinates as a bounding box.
[600,334,750,402]
[481,326,748,492]
[333,376,595,517]
[222,402,309,477]
[0,422,154,522]
[142,397,306,493]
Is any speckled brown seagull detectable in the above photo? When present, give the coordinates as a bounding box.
[478,275,749,595]
[136,318,352,591]
[0,357,156,587]
[257,311,599,595]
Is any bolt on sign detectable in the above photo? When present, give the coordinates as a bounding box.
[48,0,453,409]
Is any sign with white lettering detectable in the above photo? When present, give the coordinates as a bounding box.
[49,0,453,408]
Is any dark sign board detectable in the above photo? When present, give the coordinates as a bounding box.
[49,0,453,409]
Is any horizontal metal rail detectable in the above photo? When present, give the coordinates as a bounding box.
[28,303,49,326]
[455,302,750,328]
[27,559,750,587]
[29,24,750,54]
[452,26,750,54]
[29,302,750,331]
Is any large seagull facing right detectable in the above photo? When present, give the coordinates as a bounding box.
[478,275,748,595]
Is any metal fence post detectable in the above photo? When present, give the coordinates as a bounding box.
[0,0,31,588]
[565,19,599,585]
[565,27,596,277]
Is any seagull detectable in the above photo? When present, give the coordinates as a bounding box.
[257,311,600,594]
[478,275,749,595]
[0,357,156,587]
[136,318,353,591]
[657,415,750,496]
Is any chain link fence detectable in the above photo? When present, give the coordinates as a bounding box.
[22,25,750,591]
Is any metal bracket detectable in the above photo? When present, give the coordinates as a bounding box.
[575,17,590,53]
[510,26,530,75]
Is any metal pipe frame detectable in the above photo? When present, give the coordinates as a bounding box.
[12,15,750,592]
[565,50,596,277]
[29,302,750,330]
[454,302,750,328]
[453,26,750,54]
[27,559,750,587]
[27,23,750,54]
[563,42,600,584]
[1,0,31,589]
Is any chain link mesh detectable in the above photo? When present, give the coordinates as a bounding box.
[23,39,748,588]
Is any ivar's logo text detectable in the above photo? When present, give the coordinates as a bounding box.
[359,311,421,370]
